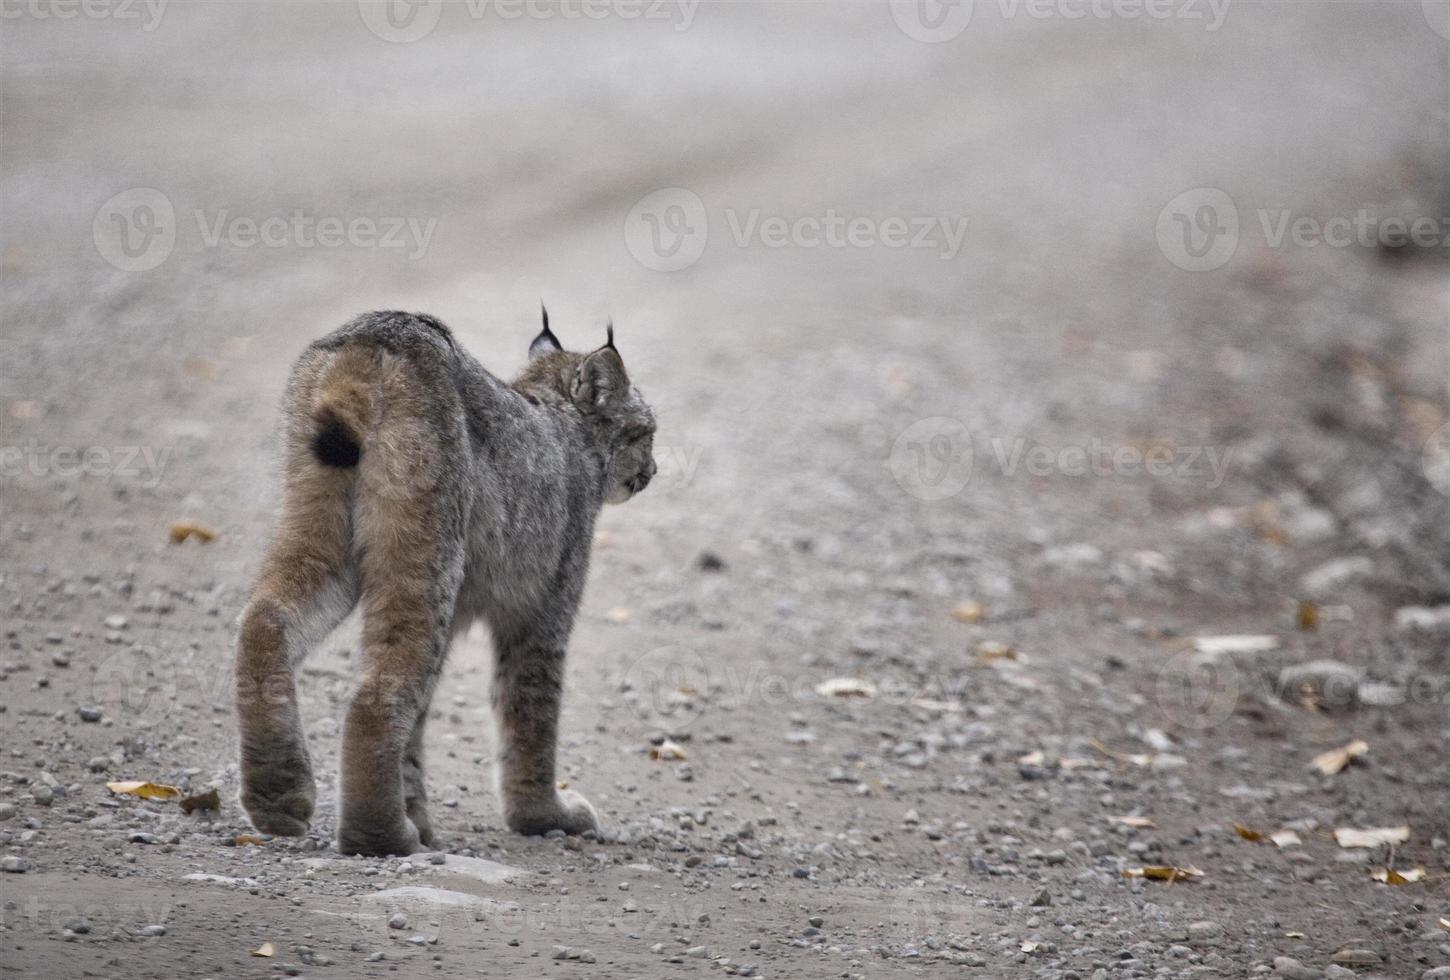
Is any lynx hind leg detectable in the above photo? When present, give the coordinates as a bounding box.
[338,393,465,857]
[492,618,599,837]
[402,709,436,848]
[236,448,358,837]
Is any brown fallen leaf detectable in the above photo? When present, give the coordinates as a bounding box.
[1369,866,1425,884]
[1114,815,1156,829]
[106,780,181,801]
[183,356,222,380]
[179,787,220,814]
[951,600,986,624]
[252,942,275,957]
[1123,865,1203,883]
[168,520,217,544]
[649,739,687,761]
[1334,826,1410,849]
[556,780,569,790]
[1233,823,1266,842]
[1311,739,1368,776]
[1089,739,1152,768]
[975,641,1017,663]
[1297,600,1320,632]
[233,834,266,846]
[815,677,877,699]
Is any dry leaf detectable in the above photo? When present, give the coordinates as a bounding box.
[605,607,631,624]
[183,356,222,380]
[1297,601,1320,631]
[1019,940,1039,953]
[557,780,569,790]
[975,641,1017,663]
[815,677,877,699]
[951,600,986,624]
[179,787,220,814]
[1284,932,1306,939]
[233,834,266,846]
[1234,823,1266,842]
[1334,826,1410,849]
[1191,635,1280,655]
[1123,865,1203,883]
[1115,815,1156,829]
[168,520,217,544]
[1269,829,1302,848]
[1310,739,1368,776]
[1370,866,1425,885]
[252,942,275,957]
[1089,739,1152,768]
[1438,917,1450,931]
[106,780,181,801]
[649,739,688,761]
[1017,750,1045,767]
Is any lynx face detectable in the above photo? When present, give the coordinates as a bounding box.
[526,310,657,504]
[602,390,657,504]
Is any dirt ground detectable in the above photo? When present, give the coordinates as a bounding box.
[3,2,1449,978]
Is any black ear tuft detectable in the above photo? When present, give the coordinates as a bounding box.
[604,318,616,351]
[529,302,563,360]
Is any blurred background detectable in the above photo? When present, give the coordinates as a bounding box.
[2,1,1449,975]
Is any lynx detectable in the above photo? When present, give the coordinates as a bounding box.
[234,308,656,856]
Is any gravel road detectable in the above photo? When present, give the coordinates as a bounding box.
[3,2,1449,978]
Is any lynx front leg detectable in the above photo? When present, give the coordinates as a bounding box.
[492,623,598,836]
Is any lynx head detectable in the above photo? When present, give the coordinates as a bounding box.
[522,306,657,504]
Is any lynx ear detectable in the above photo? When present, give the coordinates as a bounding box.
[529,303,563,360]
[571,342,628,413]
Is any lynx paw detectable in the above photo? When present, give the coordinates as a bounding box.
[337,816,423,857]
[240,762,315,837]
[505,789,600,837]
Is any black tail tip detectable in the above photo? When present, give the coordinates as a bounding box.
[312,418,361,468]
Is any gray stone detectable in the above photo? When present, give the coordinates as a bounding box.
[1273,956,1320,980]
